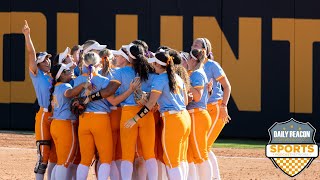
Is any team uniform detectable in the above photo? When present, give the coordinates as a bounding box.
[204,60,226,150]
[74,72,113,167]
[151,73,190,170]
[50,82,78,168]
[111,66,158,179]
[29,68,57,173]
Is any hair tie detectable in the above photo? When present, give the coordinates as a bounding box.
[167,56,173,65]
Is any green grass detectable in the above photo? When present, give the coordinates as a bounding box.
[212,139,267,149]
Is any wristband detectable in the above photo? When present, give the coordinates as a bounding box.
[221,103,227,107]
[137,105,150,118]
[90,91,103,101]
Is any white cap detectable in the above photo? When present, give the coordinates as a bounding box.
[148,57,167,66]
[111,48,130,62]
[58,47,71,64]
[83,42,107,54]
[56,62,73,80]
[36,52,52,64]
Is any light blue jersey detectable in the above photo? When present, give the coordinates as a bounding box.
[111,66,137,106]
[151,73,186,113]
[52,83,76,120]
[29,68,52,108]
[204,60,225,103]
[187,68,208,110]
[141,73,158,93]
[106,68,121,107]
[74,65,81,77]
[74,73,110,113]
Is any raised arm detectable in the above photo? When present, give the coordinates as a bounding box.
[22,20,37,74]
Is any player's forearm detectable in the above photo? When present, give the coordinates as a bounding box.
[107,88,133,106]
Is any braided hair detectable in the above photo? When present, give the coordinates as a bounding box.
[48,64,62,112]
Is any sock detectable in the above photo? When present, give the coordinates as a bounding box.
[55,165,71,180]
[166,166,182,180]
[35,173,44,180]
[76,164,89,180]
[51,165,57,180]
[110,161,120,180]
[115,160,122,179]
[121,160,133,180]
[209,151,221,180]
[98,163,111,180]
[69,163,78,180]
[145,158,158,180]
[47,162,56,180]
[197,160,213,180]
[180,161,188,180]
[188,162,198,180]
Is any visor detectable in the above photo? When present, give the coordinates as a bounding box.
[83,42,107,54]
[36,52,52,64]
[58,47,71,64]
[148,57,167,66]
[56,62,73,80]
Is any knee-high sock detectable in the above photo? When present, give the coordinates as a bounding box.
[180,161,188,180]
[115,160,122,179]
[98,163,111,180]
[47,162,56,180]
[50,164,57,180]
[121,160,133,180]
[35,173,44,180]
[55,165,72,180]
[110,161,120,180]
[166,166,183,180]
[145,158,158,180]
[76,164,89,180]
[157,160,168,180]
[188,162,198,180]
[197,160,213,180]
[69,164,78,180]
[209,151,221,180]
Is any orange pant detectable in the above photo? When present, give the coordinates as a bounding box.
[188,109,211,164]
[181,110,191,163]
[207,100,225,151]
[35,107,56,163]
[78,113,113,166]
[161,110,190,168]
[50,120,78,167]
[120,106,155,162]
[71,123,81,165]
[110,107,122,160]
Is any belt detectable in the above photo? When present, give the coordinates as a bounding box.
[208,102,219,106]
[40,107,49,112]
[161,110,182,117]
[84,112,108,114]
[188,108,205,113]
[110,106,118,110]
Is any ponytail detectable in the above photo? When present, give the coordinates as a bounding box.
[166,56,177,93]
[48,79,57,112]
[130,45,150,81]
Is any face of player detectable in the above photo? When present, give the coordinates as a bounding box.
[115,55,127,67]
[72,51,79,63]
[181,59,189,70]
[62,54,76,69]
[151,62,165,74]
[188,58,198,71]
[191,39,203,50]
[38,57,51,73]
[60,68,72,82]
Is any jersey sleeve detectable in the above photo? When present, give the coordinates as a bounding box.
[211,62,226,81]
[63,83,73,97]
[151,75,165,94]
[101,77,110,89]
[190,71,205,89]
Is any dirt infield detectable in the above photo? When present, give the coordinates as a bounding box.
[0,132,319,180]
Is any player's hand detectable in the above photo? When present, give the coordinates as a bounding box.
[22,20,30,36]
[124,118,137,128]
[130,77,141,91]
[188,92,193,103]
[207,78,213,94]
[219,106,231,124]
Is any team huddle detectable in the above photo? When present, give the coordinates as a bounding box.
[23,19,231,180]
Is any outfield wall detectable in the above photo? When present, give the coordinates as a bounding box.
[1,0,320,140]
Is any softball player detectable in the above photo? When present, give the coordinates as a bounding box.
[86,44,158,180]
[49,63,89,179]
[187,49,213,180]
[22,20,56,180]
[124,51,190,180]
[192,38,231,180]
